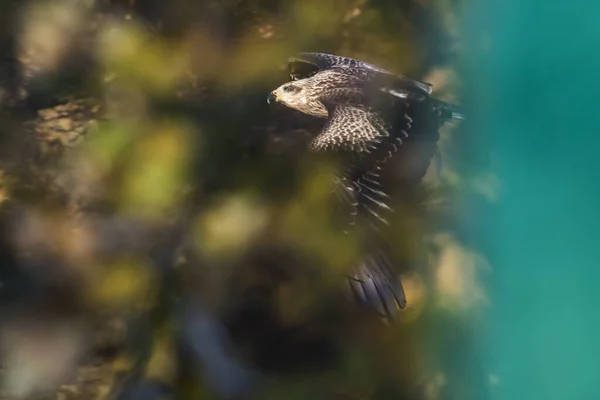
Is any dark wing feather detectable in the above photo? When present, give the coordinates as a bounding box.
[348,251,407,316]
[344,99,412,226]
[338,165,408,320]
[290,52,391,74]
[332,106,413,320]
[337,168,392,229]
[289,52,433,98]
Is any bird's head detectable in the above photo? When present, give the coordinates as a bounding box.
[267,82,306,106]
[267,81,328,118]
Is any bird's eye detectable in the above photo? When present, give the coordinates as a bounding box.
[283,85,299,93]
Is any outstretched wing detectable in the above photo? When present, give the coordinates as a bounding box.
[289,52,433,99]
[332,109,413,321]
[331,114,408,229]
[290,52,391,74]
[309,104,388,152]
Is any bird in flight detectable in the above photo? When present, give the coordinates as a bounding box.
[267,52,464,320]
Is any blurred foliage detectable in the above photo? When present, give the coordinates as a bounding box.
[0,0,492,399]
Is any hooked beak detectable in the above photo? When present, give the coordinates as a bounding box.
[267,91,278,104]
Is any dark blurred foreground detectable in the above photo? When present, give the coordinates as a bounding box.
[0,1,489,399]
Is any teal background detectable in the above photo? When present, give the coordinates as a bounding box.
[465,1,600,399]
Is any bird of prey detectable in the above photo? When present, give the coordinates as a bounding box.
[267,52,464,319]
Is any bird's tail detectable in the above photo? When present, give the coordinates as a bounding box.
[348,251,407,320]
[433,99,466,122]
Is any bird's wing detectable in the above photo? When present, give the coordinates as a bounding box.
[333,167,408,319]
[336,119,412,320]
[309,104,388,152]
[335,167,393,229]
[289,52,433,98]
[335,156,409,320]
[348,250,407,317]
[290,52,390,73]
[336,114,411,228]
[314,81,413,225]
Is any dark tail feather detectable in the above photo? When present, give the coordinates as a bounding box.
[348,252,406,319]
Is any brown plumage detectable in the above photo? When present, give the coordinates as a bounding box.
[268,52,464,319]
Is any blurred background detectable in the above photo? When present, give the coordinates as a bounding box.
[0,0,596,399]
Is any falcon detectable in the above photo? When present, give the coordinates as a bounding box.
[267,52,464,319]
